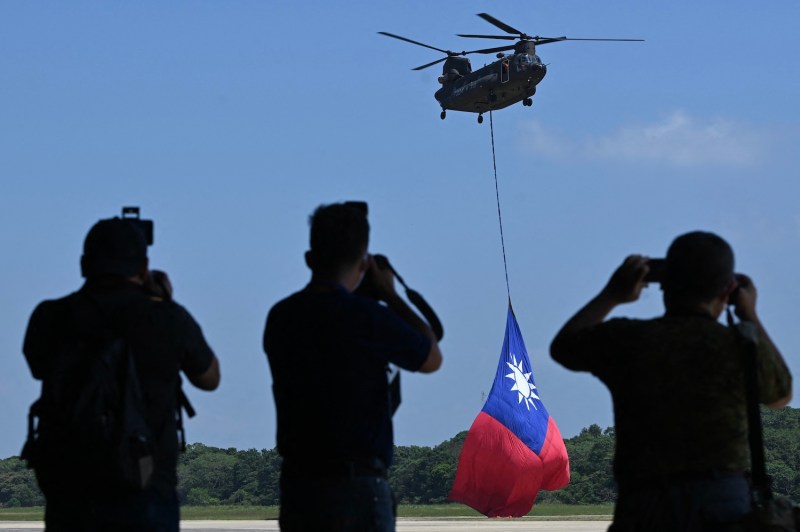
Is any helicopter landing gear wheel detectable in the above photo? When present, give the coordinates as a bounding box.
[523,98,533,107]
[440,110,446,120]
[477,114,484,124]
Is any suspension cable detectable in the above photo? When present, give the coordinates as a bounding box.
[488,109,511,302]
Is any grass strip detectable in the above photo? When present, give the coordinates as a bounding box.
[0,503,614,521]
[0,507,43,521]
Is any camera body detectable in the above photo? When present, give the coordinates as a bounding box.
[644,258,666,283]
[343,200,368,217]
[122,206,154,246]
[644,258,746,306]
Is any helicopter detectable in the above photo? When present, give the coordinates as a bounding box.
[379,13,643,123]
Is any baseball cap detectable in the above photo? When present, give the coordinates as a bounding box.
[80,217,148,278]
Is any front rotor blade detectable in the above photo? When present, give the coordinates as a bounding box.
[477,13,525,36]
[378,32,451,54]
[457,33,517,40]
[412,57,448,71]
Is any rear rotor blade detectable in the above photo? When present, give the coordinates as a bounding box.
[560,37,644,42]
[378,32,452,55]
[470,44,517,55]
[477,13,525,36]
[534,37,568,46]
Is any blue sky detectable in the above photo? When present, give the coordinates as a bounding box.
[1,1,799,459]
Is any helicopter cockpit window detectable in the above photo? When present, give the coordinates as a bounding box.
[516,54,535,71]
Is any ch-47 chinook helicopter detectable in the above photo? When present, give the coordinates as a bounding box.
[379,13,643,123]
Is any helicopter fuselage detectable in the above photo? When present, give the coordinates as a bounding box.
[435,51,546,114]
[380,13,641,123]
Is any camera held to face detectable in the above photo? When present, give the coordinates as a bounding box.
[644,258,666,284]
[645,258,747,307]
[122,206,154,246]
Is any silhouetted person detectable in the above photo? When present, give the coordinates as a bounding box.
[551,231,792,532]
[263,202,442,532]
[23,216,221,531]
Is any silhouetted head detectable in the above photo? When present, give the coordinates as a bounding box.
[305,203,369,276]
[80,217,148,279]
[663,231,734,307]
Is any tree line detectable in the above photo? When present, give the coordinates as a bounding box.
[2,407,798,507]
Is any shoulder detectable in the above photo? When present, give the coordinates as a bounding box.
[754,335,793,404]
[348,295,430,370]
[552,317,656,372]
[142,296,207,336]
[267,289,383,321]
[267,290,304,314]
[28,291,79,319]
[124,291,192,320]
[568,317,646,350]
[24,291,84,338]
[23,291,83,378]
[579,317,653,341]
[264,290,311,331]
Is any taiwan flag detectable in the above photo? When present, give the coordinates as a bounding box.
[449,303,570,517]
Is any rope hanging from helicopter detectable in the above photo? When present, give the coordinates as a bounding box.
[488,108,511,303]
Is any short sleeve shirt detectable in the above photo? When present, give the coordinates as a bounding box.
[23,282,216,494]
[552,315,792,486]
[263,285,431,467]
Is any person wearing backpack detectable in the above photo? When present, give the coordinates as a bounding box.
[22,216,221,532]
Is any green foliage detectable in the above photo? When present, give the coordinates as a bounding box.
[177,444,281,506]
[1,407,797,508]
[389,432,465,504]
[538,424,616,504]
[0,457,44,508]
[762,406,800,499]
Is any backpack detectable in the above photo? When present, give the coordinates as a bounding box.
[21,296,195,492]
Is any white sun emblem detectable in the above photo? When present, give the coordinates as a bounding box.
[506,354,540,410]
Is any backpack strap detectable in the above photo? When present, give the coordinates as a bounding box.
[85,288,199,455]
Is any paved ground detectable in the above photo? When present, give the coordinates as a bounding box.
[0,519,612,531]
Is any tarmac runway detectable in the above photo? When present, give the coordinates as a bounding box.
[0,519,612,531]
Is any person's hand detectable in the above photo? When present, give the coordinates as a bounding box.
[364,255,397,301]
[731,273,758,322]
[600,255,649,305]
[144,270,173,300]
[356,255,397,301]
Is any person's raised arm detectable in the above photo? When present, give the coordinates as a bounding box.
[188,356,221,391]
[551,255,649,363]
[730,274,792,408]
[366,255,442,373]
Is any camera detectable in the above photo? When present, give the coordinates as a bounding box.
[121,206,154,246]
[343,201,368,217]
[643,258,666,283]
[644,259,747,307]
